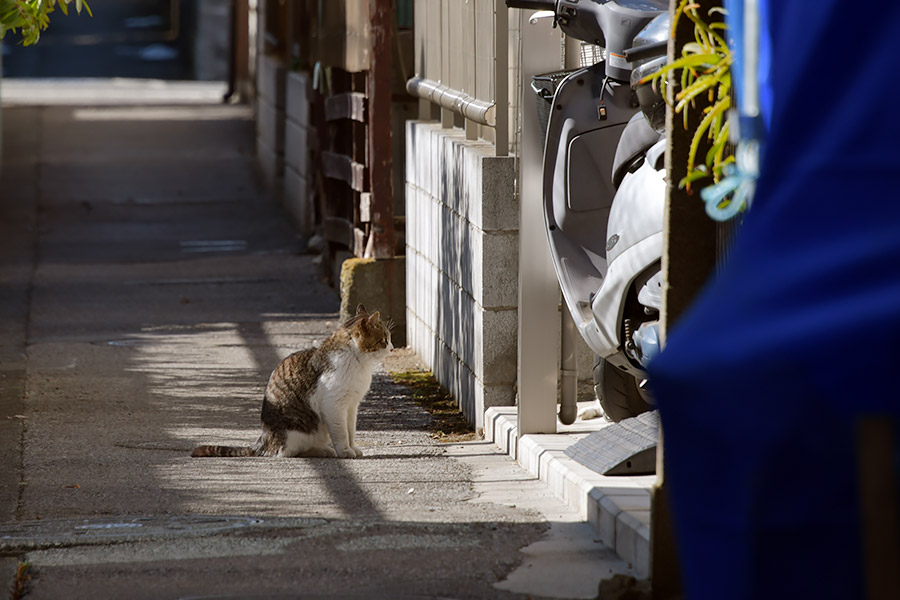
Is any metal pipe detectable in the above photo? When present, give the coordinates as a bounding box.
[406,77,496,126]
[558,13,582,428]
[559,305,578,425]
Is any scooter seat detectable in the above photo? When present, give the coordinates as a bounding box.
[612,113,663,190]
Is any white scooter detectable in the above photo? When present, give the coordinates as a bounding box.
[508,1,671,422]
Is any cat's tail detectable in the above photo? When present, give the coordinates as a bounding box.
[190,444,256,457]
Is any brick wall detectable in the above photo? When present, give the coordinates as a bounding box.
[405,121,518,429]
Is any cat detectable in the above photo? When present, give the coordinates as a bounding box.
[578,401,605,421]
[191,305,393,458]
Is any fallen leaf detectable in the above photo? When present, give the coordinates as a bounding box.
[64,484,80,489]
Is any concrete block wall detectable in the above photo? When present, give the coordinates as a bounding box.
[405,121,518,430]
[256,54,286,197]
[283,71,315,237]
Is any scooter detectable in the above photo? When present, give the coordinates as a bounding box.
[507,0,671,422]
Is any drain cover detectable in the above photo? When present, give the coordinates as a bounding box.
[565,410,658,475]
[0,515,322,553]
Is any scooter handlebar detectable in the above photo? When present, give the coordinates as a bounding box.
[623,40,668,63]
[505,0,557,11]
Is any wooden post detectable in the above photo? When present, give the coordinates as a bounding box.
[857,418,900,600]
[652,0,721,597]
[367,0,396,259]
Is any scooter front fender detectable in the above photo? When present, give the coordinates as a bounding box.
[589,233,663,357]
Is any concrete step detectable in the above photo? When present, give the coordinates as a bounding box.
[485,406,655,578]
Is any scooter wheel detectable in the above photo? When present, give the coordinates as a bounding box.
[593,358,653,423]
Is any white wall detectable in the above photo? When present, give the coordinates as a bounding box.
[406,121,518,430]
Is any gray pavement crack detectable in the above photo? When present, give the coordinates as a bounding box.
[14,109,44,525]
[14,420,27,523]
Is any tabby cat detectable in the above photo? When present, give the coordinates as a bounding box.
[191,305,393,458]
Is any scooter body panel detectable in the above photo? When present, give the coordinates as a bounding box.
[591,138,667,357]
[542,61,640,354]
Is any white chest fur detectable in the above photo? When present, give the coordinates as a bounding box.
[313,343,376,410]
[281,339,387,458]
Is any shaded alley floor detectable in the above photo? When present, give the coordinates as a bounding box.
[0,81,635,599]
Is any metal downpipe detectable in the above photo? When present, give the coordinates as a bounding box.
[559,306,578,425]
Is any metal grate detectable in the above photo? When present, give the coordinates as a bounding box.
[531,69,581,141]
[580,42,605,67]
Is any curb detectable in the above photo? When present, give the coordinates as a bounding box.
[485,407,654,578]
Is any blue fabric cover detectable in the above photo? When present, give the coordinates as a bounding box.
[724,0,771,139]
[648,2,900,598]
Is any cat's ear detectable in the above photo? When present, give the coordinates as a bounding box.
[356,304,368,316]
[367,311,381,323]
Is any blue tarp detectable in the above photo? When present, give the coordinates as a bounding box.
[648,2,900,598]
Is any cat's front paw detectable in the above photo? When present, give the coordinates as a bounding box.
[350,445,364,458]
[335,446,359,459]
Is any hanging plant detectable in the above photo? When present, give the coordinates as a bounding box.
[0,0,92,46]
[640,0,733,193]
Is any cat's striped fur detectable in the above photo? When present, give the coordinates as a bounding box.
[191,305,393,458]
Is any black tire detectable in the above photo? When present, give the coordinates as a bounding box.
[593,358,653,423]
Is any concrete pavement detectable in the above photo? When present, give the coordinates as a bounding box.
[0,81,636,599]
